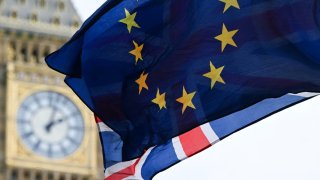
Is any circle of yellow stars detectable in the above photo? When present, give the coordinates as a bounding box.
[118,0,240,114]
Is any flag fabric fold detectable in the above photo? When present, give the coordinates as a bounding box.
[46,0,320,179]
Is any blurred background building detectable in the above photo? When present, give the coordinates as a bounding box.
[0,0,103,179]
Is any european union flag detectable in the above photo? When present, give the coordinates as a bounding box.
[46,0,320,179]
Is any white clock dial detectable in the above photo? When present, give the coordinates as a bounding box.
[17,91,85,159]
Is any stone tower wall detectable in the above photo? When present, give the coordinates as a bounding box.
[0,30,7,180]
[0,1,104,179]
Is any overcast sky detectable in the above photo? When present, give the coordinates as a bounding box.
[71,1,320,179]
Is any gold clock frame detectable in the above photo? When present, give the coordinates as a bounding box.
[5,62,99,177]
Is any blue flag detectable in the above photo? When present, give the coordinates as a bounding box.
[46,0,320,179]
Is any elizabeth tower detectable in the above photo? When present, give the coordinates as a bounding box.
[0,0,103,179]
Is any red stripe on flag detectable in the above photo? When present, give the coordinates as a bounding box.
[179,126,211,157]
[95,115,103,123]
[105,158,141,180]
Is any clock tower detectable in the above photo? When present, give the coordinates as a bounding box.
[0,0,103,179]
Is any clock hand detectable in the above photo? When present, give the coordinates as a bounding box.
[45,121,55,133]
[45,117,67,133]
[45,106,58,133]
[52,118,65,125]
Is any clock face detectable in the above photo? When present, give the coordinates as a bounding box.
[16,91,85,159]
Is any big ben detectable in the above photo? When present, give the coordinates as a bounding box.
[0,0,103,179]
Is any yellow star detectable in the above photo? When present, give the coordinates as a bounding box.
[219,0,240,13]
[129,41,144,64]
[135,71,149,94]
[203,61,225,89]
[215,23,239,52]
[152,88,167,110]
[119,8,140,33]
[176,86,196,114]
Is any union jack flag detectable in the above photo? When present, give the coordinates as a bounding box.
[96,92,318,179]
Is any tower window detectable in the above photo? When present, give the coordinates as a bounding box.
[72,21,79,28]
[35,172,42,180]
[48,173,54,180]
[71,174,77,180]
[23,170,30,179]
[32,47,39,63]
[59,175,66,180]
[58,1,65,11]
[20,44,28,63]
[31,13,38,22]
[11,169,18,180]
[39,0,46,7]
[11,11,17,19]
[53,17,60,25]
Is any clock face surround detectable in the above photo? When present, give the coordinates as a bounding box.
[16,91,85,159]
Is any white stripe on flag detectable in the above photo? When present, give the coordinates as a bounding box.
[123,147,154,180]
[200,123,220,144]
[289,92,320,98]
[97,122,113,132]
[105,159,137,178]
[172,137,187,160]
